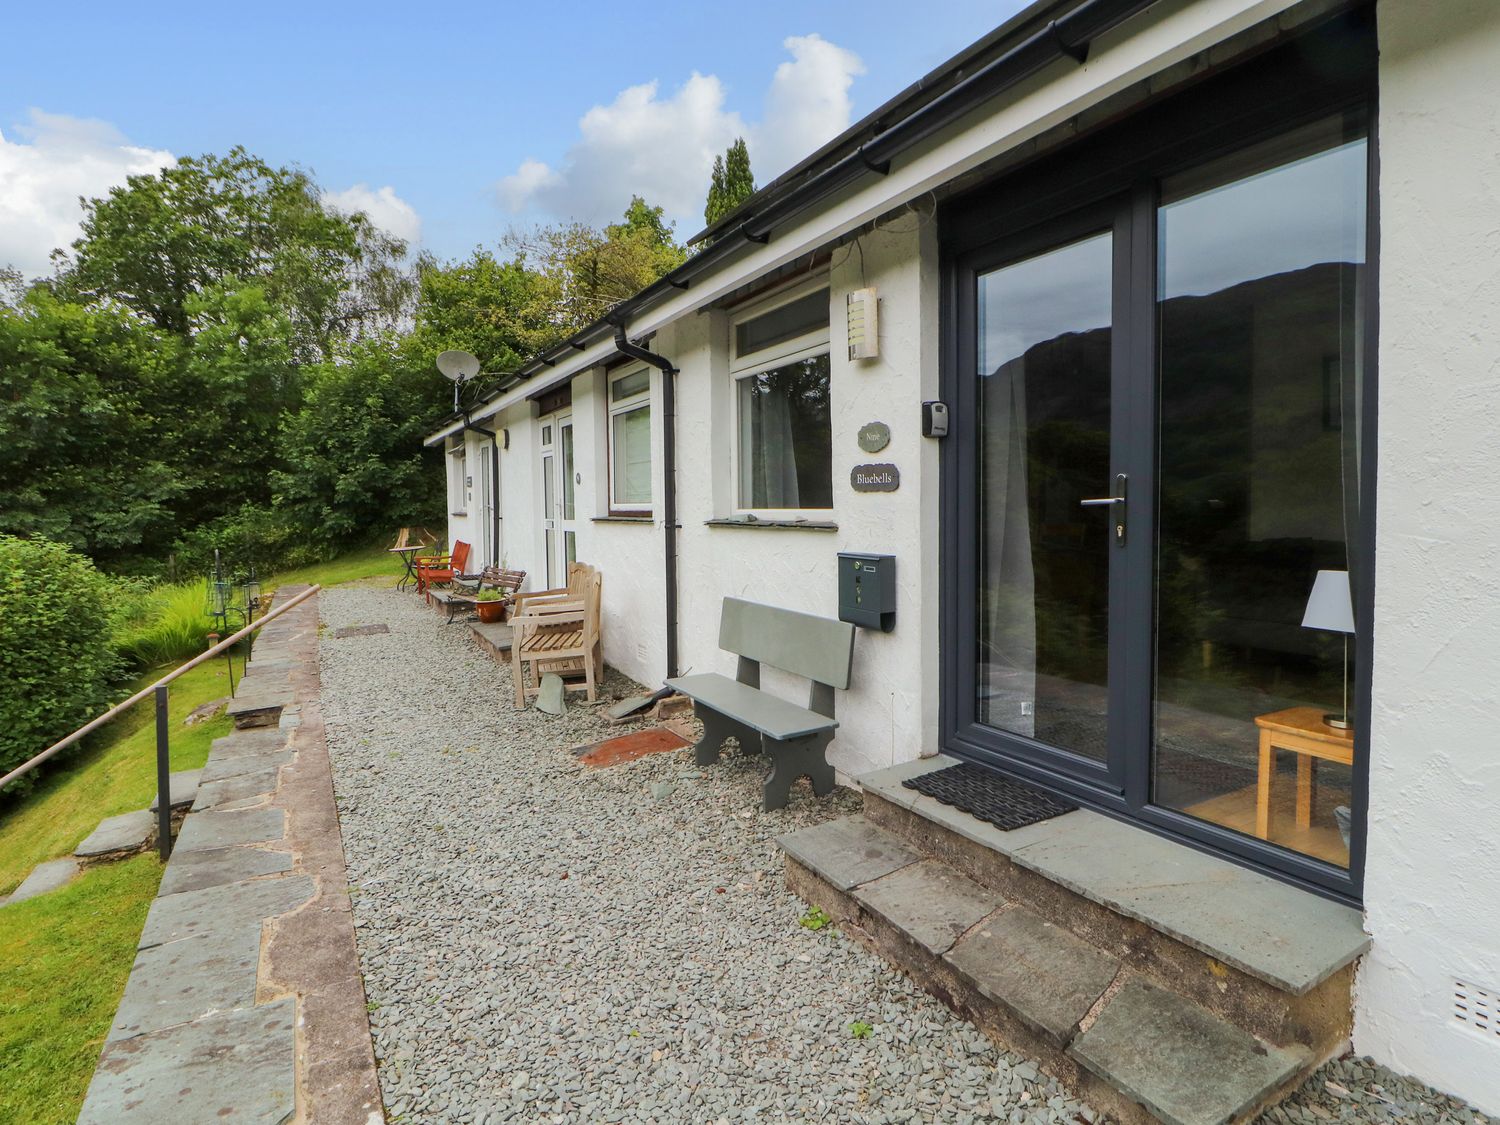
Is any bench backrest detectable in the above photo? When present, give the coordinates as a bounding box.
[718,598,855,690]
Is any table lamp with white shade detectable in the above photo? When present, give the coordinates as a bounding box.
[1301,569,1356,730]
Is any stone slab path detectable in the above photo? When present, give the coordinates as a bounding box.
[319,586,1099,1124]
[79,586,383,1125]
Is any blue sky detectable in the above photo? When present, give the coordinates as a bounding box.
[1,1,1025,275]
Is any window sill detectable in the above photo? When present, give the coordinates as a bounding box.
[592,515,653,524]
[705,517,838,532]
[450,511,468,517]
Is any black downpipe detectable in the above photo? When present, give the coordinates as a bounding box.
[461,415,502,567]
[612,323,680,680]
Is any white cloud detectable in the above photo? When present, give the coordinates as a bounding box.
[323,183,423,248]
[0,109,174,280]
[497,34,865,235]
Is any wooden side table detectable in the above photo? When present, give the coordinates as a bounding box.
[1253,706,1354,840]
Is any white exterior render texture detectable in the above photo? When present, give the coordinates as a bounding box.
[429,0,1500,1113]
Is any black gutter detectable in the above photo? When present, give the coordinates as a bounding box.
[611,322,681,681]
[449,0,1157,424]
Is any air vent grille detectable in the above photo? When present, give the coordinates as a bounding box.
[1454,980,1500,1040]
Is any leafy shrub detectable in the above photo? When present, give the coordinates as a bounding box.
[0,536,120,795]
[112,581,219,671]
[171,503,325,579]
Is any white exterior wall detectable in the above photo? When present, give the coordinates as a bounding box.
[1357,1,1500,1114]
[671,219,942,778]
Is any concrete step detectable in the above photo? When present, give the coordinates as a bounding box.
[75,810,155,859]
[780,814,1334,1125]
[3,857,81,905]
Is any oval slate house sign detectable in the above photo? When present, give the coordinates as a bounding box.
[857,421,891,454]
[851,463,900,492]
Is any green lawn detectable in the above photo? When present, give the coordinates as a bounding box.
[0,545,396,1122]
[0,855,160,1125]
[264,543,402,594]
[0,660,233,896]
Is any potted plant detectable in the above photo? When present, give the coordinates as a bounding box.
[475,588,508,623]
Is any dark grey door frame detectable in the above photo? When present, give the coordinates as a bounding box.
[938,9,1377,904]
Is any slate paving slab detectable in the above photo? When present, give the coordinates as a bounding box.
[778,815,920,891]
[4,857,80,905]
[211,728,289,758]
[175,808,286,853]
[158,846,294,897]
[200,748,294,785]
[193,767,281,811]
[75,809,155,858]
[332,623,389,638]
[854,859,1003,955]
[79,997,297,1125]
[945,906,1120,1046]
[140,874,313,948]
[149,768,203,812]
[1070,977,1308,1125]
[109,925,262,1041]
[1003,814,1368,994]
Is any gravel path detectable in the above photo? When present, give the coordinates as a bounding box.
[319,585,1492,1125]
[319,586,1097,1124]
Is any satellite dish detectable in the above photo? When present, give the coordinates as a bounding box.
[436,350,482,382]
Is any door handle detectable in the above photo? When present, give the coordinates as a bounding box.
[1080,473,1128,545]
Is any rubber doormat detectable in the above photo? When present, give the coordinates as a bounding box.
[902,763,1078,831]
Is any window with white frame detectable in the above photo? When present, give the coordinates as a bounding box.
[448,445,467,515]
[731,284,833,512]
[608,367,652,512]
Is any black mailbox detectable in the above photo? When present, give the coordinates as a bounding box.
[838,553,896,632]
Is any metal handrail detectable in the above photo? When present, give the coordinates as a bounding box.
[0,584,322,857]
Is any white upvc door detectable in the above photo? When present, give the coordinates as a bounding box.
[557,415,577,584]
[476,441,496,567]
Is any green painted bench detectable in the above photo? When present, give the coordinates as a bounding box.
[667,598,855,810]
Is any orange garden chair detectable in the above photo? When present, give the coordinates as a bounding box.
[416,540,471,597]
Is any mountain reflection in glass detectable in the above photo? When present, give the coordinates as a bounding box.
[976,232,1113,759]
[1152,122,1367,868]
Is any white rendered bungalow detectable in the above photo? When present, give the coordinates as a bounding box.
[427,1,1500,1118]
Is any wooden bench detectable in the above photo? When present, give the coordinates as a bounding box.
[667,598,855,811]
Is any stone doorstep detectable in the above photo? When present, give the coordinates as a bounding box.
[782,816,1330,1125]
[1071,978,1310,1125]
[859,755,1369,996]
[79,996,297,1125]
[945,906,1121,1048]
[777,815,920,892]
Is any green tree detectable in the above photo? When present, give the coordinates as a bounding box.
[407,250,550,374]
[0,535,120,794]
[0,290,184,566]
[55,147,411,362]
[274,336,445,544]
[175,282,300,520]
[504,195,686,341]
[704,137,756,228]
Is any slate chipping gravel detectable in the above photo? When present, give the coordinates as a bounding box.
[319,586,1492,1125]
[319,586,1097,1125]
